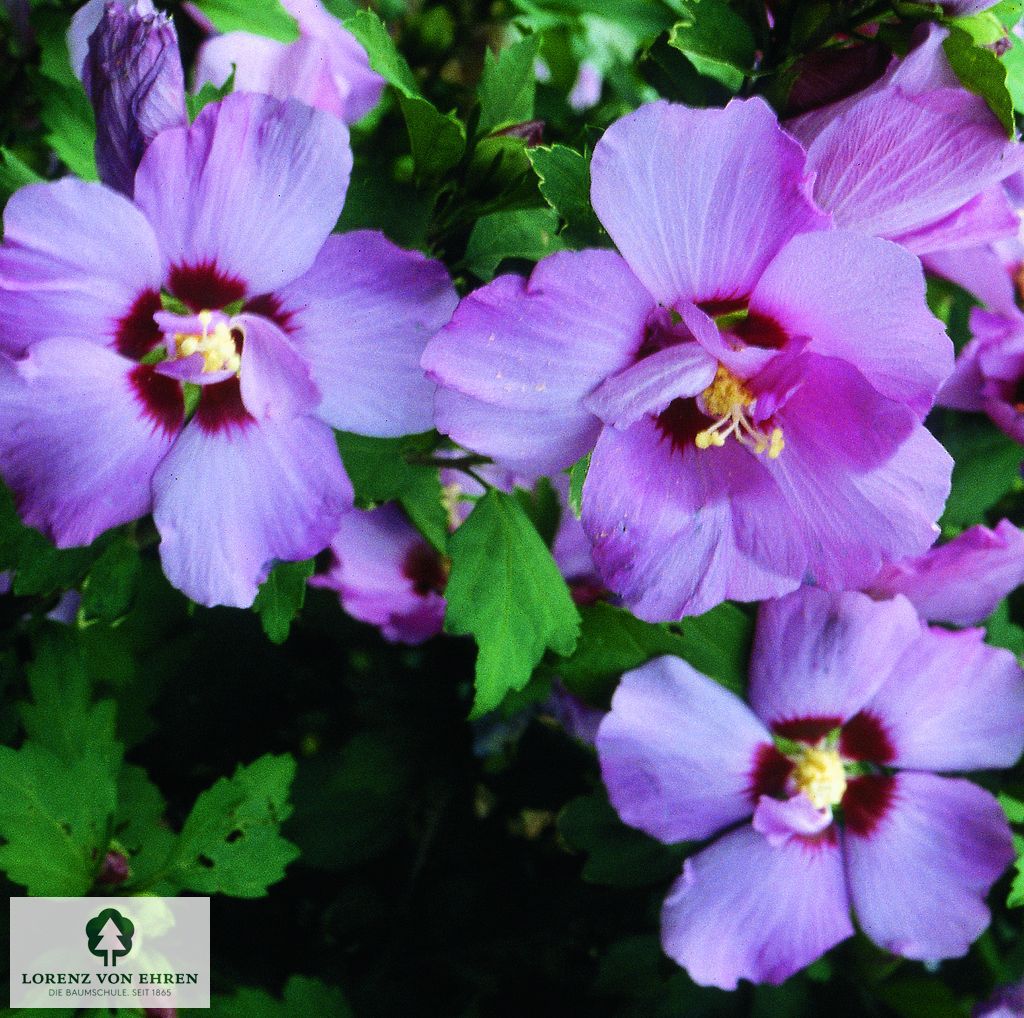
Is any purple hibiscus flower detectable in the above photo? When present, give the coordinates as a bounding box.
[788,25,1023,258]
[597,588,1024,988]
[423,97,953,620]
[193,0,384,124]
[866,519,1024,626]
[938,303,1024,443]
[0,92,456,608]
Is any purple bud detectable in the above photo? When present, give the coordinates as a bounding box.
[96,849,131,886]
[83,0,187,197]
[494,119,545,147]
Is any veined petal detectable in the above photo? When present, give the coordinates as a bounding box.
[134,92,351,295]
[236,312,319,421]
[590,97,827,307]
[152,411,352,607]
[596,656,773,843]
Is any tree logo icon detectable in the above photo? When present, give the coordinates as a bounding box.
[85,908,135,967]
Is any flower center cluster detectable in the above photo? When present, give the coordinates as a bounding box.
[695,365,784,458]
[173,310,241,374]
[791,745,847,810]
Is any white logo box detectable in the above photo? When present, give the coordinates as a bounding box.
[9,897,210,1009]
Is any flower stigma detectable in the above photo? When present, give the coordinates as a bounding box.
[791,745,847,810]
[174,309,241,374]
[695,364,784,458]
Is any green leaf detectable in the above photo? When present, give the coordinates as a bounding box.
[187,68,236,121]
[0,147,41,209]
[335,430,448,550]
[399,94,466,181]
[189,0,298,41]
[554,600,750,704]
[987,599,1024,657]
[513,477,561,547]
[993,0,1024,27]
[161,753,300,897]
[80,538,141,623]
[113,764,176,888]
[32,70,97,179]
[478,33,541,133]
[944,24,1015,135]
[343,9,420,98]
[211,976,354,1018]
[1009,832,1024,907]
[940,418,1024,527]
[465,207,566,281]
[0,741,118,894]
[568,452,590,518]
[445,489,581,717]
[253,559,315,644]
[558,787,685,887]
[528,144,607,248]
[20,628,121,770]
[668,0,756,91]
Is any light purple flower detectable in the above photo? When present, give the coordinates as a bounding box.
[568,61,602,112]
[789,25,1023,258]
[193,0,384,125]
[423,97,953,620]
[938,304,1024,443]
[597,588,1024,988]
[866,519,1024,626]
[0,92,456,608]
[976,982,1024,1018]
[311,503,448,644]
[81,0,188,197]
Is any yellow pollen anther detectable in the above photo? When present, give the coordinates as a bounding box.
[694,365,784,459]
[792,746,847,810]
[174,311,241,375]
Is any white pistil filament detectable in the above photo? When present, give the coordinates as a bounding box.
[694,364,784,459]
[791,745,847,811]
[174,310,241,375]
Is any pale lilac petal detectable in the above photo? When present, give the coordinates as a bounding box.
[424,250,653,477]
[752,794,832,847]
[194,31,286,93]
[844,773,1012,960]
[590,97,827,307]
[236,312,319,421]
[0,179,163,356]
[766,358,953,590]
[0,339,180,546]
[858,626,1024,771]
[152,410,351,607]
[274,231,456,437]
[868,520,1024,625]
[806,87,1022,243]
[923,246,1018,317]
[937,336,989,412]
[751,231,953,417]
[310,502,446,644]
[134,92,351,295]
[662,825,852,989]
[750,588,922,731]
[582,416,804,620]
[596,656,773,843]
[891,187,1019,257]
[67,0,107,79]
[584,341,717,429]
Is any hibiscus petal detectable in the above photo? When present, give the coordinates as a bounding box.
[662,825,852,989]
[152,412,352,607]
[891,187,1019,256]
[134,92,351,295]
[844,773,1013,960]
[923,246,1019,318]
[584,341,716,429]
[590,97,827,307]
[423,250,653,477]
[750,588,922,732]
[868,519,1024,625]
[807,86,1022,242]
[273,231,456,437]
[596,656,773,843]
[856,625,1024,771]
[236,312,319,421]
[0,339,180,546]
[0,179,163,356]
[751,231,952,417]
[582,415,806,620]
